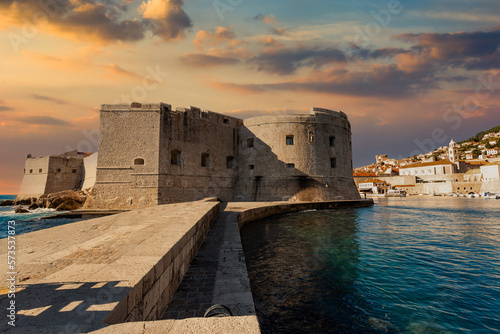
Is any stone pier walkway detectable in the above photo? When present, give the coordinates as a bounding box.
[161,203,255,319]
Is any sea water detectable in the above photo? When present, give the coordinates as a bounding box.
[0,195,87,239]
[241,197,500,333]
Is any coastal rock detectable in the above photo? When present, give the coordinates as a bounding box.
[56,198,83,211]
[36,195,48,208]
[14,198,31,206]
[0,200,15,206]
[28,203,39,210]
[15,207,29,213]
[46,190,87,211]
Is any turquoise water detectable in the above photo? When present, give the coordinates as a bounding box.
[0,195,86,239]
[241,197,500,333]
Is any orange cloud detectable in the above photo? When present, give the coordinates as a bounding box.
[193,27,237,50]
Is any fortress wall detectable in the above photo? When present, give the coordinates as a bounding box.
[84,105,165,209]
[16,156,50,199]
[157,108,241,203]
[81,152,98,190]
[236,109,360,201]
[44,156,84,194]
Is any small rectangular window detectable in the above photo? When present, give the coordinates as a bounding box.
[201,153,211,167]
[39,169,42,173]
[227,156,235,169]
[248,164,255,170]
[171,150,182,166]
[330,158,337,168]
[72,169,77,173]
[30,169,33,173]
[329,136,336,147]
[247,138,254,148]
[57,168,61,173]
[223,118,230,124]
[286,163,295,168]
[286,135,294,145]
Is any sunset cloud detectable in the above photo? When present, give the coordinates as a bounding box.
[31,94,69,105]
[15,115,73,127]
[139,0,192,40]
[180,54,239,67]
[1,0,192,43]
[212,64,437,98]
[101,64,141,80]
[193,27,237,50]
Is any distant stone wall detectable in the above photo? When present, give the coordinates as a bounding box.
[235,108,360,201]
[17,156,50,199]
[44,156,84,194]
[17,155,84,200]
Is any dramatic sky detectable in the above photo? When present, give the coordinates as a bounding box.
[1,0,500,194]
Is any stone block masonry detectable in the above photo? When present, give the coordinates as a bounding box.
[84,103,360,210]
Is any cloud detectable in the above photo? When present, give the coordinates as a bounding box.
[0,101,14,112]
[193,27,237,50]
[31,94,69,105]
[270,27,288,36]
[397,29,500,70]
[249,45,407,75]
[255,36,285,49]
[101,64,141,79]
[1,0,192,43]
[16,116,73,127]
[140,0,192,40]
[180,54,239,68]
[253,14,276,24]
[212,64,437,98]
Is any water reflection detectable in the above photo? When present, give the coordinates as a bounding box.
[242,210,388,333]
[241,197,500,334]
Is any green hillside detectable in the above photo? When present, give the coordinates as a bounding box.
[459,125,500,143]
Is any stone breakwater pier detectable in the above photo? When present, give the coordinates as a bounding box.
[0,199,372,333]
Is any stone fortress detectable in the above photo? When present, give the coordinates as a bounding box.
[18,103,360,209]
[17,150,97,199]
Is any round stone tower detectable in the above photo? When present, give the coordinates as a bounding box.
[235,107,360,201]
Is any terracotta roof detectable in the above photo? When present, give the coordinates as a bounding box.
[359,179,385,184]
[353,172,377,177]
[399,159,454,169]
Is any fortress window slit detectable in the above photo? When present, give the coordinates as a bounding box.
[330,158,337,168]
[248,164,255,170]
[286,135,294,145]
[227,156,235,169]
[330,136,336,147]
[171,150,182,166]
[201,153,211,168]
[247,138,254,148]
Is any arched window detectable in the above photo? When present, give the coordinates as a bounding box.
[134,158,145,165]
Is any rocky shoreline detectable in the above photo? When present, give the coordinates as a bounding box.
[0,190,89,213]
